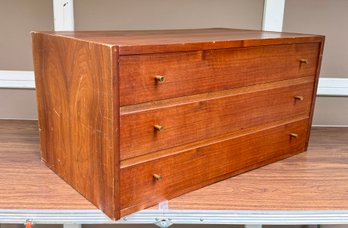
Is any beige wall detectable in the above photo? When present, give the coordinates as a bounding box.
[1,0,347,126]
[283,0,348,126]
[0,0,54,71]
[74,0,263,31]
[0,0,263,120]
[0,89,37,120]
[283,0,348,78]
[0,0,263,71]
[313,96,348,126]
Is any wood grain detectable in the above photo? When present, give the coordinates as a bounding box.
[1,121,348,215]
[120,116,309,168]
[32,32,119,219]
[167,126,348,211]
[120,118,309,214]
[31,29,324,220]
[120,81,314,160]
[42,28,324,55]
[119,43,319,105]
[0,120,95,210]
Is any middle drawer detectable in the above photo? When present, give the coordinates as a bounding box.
[120,78,314,160]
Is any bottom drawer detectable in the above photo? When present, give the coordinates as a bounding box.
[120,118,309,214]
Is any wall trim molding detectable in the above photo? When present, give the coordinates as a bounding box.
[0,70,348,96]
[317,78,348,97]
[262,0,286,32]
[53,0,75,31]
[0,71,35,89]
[312,124,348,128]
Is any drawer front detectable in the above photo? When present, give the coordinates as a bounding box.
[120,80,314,160]
[120,118,309,210]
[119,43,319,105]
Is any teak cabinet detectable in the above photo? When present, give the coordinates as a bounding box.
[32,28,324,220]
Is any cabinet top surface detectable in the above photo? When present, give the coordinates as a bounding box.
[33,28,324,55]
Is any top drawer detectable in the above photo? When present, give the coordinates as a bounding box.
[119,43,320,106]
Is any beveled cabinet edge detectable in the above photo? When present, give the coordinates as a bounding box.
[305,37,325,149]
[112,45,121,220]
[31,32,46,162]
[31,32,120,220]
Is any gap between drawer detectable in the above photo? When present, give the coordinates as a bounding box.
[120,76,315,115]
[120,115,309,168]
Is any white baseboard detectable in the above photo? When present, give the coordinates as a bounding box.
[0,117,38,121]
[0,71,35,89]
[312,124,348,128]
[317,78,348,96]
[0,70,348,96]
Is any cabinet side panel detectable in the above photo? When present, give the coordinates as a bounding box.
[32,33,116,219]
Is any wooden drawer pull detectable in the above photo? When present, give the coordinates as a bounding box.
[153,174,162,181]
[154,125,164,132]
[289,133,299,138]
[294,96,304,101]
[300,59,308,64]
[154,75,166,83]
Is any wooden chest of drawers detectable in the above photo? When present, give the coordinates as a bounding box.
[32,28,324,220]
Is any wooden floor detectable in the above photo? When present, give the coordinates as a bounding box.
[0,120,348,211]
